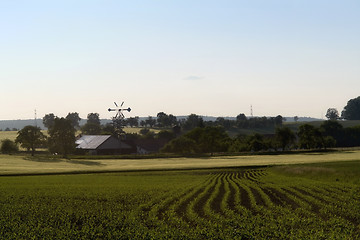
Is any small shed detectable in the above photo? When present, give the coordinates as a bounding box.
[76,135,133,155]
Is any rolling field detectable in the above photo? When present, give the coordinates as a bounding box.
[0,161,359,239]
[0,131,17,142]
[1,150,360,175]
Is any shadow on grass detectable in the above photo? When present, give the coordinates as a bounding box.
[66,159,104,166]
[23,156,104,166]
[24,156,63,163]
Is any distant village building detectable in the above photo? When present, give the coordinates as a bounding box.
[76,135,133,155]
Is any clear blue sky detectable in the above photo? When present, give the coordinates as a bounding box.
[1,0,359,120]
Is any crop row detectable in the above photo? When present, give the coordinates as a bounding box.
[136,169,359,238]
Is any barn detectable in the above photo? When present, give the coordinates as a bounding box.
[76,135,134,155]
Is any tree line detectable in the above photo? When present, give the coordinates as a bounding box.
[2,95,360,156]
[160,120,360,155]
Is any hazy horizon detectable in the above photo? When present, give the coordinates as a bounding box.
[1,1,359,120]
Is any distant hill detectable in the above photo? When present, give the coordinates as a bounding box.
[0,119,45,131]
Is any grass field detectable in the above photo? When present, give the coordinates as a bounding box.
[0,160,359,239]
[1,150,360,175]
[0,131,17,142]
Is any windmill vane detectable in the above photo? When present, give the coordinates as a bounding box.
[108,101,131,120]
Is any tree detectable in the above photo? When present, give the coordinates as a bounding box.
[48,117,76,158]
[127,117,139,127]
[325,108,339,120]
[81,123,102,135]
[161,126,230,154]
[297,124,323,149]
[294,116,299,122]
[66,112,81,129]
[197,126,230,154]
[138,128,155,139]
[1,139,18,154]
[275,127,296,150]
[236,113,247,122]
[246,133,267,152]
[145,116,156,128]
[156,112,178,128]
[81,113,102,135]
[342,96,360,120]
[156,112,168,127]
[86,113,101,125]
[274,115,283,126]
[15,125,46,156]
[43,113,55,129]
[319,120,343,146]
[182,114,204,130]
[161,136,197,154]
[157,130,176,141]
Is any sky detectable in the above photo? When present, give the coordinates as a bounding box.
[1,0,359,120]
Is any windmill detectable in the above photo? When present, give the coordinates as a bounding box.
[108,101,131,138]
[108,102,131,120]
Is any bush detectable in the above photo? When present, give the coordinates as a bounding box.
[1,139,19,154]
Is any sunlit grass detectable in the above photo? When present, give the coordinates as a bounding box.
[1,150,360,175]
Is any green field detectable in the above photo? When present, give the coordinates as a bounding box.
[0,131,17,142]
[0,160,359,239]
[2,150,360,175]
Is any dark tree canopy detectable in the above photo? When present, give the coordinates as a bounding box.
[1,139,18,154]
[236,113,247,122]
[182,114,204,130]
[161,126,229,154]
[81,113,102,135]
[43,113,55,129]
[48,117,76,158]
[275,126,296,150]
[15,125,46,156]
[66,112,81,129]
[81,122,102,135]
[156,112,177,127]
[127,117,139,127]
[342,96,360,120]
[87,113,101,125]
[297,124,323,149]
[325,108,339,120]
[145,116,156,128]
[274,115,283,126]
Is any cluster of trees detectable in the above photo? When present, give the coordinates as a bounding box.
[1,113,80,157]
[2,95,360,157]
[209,114,284,130]
[326,96,360,120]
[161,125,295,154]
[112,112,283,132]
[0,128,18,131]
[161,120,360,154]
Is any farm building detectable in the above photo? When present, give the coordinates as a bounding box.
[76,135,134,155]
[134,139,168,154]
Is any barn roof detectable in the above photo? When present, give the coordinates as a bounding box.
[76,135,112,149]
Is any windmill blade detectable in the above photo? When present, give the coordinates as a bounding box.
[127,107,131,112]
[121,101,124,107]
[120,112,125,118]
[114,102,118,107]
[115,112,119,118]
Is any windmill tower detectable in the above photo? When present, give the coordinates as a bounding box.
[34,109,37,127]
[108,101,131,138]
